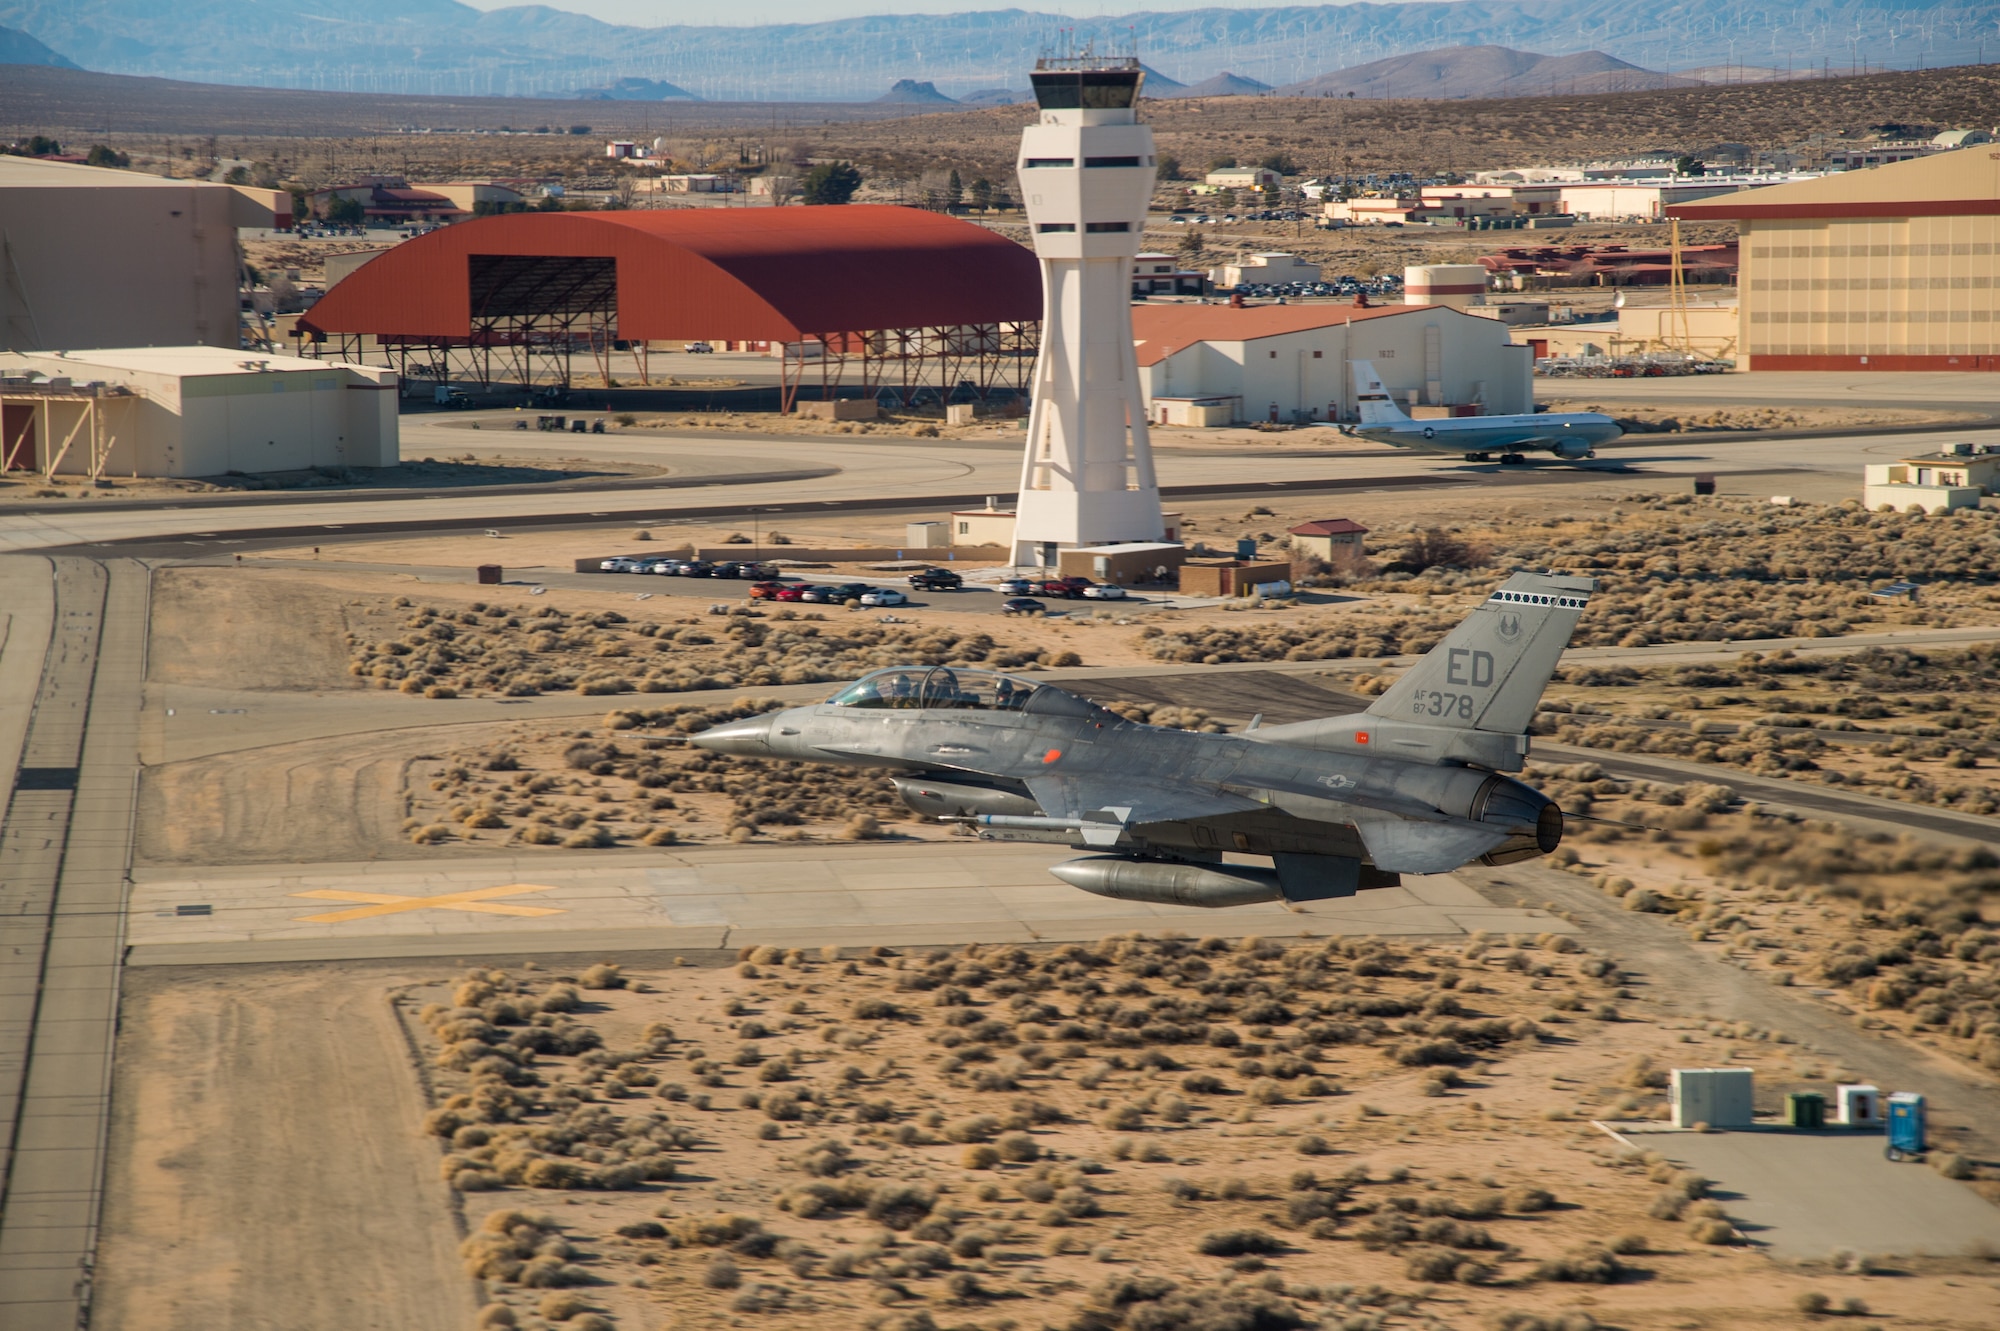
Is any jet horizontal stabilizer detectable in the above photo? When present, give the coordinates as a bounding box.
[1349,813,1512,875]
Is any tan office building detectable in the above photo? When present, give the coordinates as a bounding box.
[0,157,289,351]
[1669,149,2000,371]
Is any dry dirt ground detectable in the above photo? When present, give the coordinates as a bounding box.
[103,935,1997,1331]
[96,964,478,1331]
[44,64,1993,188]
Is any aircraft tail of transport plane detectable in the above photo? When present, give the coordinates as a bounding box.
[1343,359,1623,464]
[689,571,1595,908]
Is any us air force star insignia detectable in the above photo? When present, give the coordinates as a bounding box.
[1422,426,1435,439]
[1317,773,1355,790]
[1497,613,1522,642]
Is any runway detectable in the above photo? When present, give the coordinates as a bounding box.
[123,842,1574,968]
[0,557,145,1331]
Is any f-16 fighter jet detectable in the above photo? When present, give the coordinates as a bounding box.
[691,571,1594,908]
[1339,360,1622,464]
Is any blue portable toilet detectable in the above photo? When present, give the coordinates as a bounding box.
[1885,1091,1927,1161]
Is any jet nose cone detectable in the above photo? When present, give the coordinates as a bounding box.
[689,716,775,756]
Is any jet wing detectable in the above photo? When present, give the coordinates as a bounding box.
[1025,774,1263,845]
[1225,772,1512,874]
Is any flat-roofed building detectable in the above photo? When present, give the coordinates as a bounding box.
[0,346,396,479]
[1204,166,1282,191]
[1670,148,2000,371]
[1864,444,2000,512]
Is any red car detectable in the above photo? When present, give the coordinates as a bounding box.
[1031,576,1094,599]
[747,581,786,600]
[771,585,809,602]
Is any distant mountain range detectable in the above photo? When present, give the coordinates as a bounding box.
[0,22,72,68]
[2,0,1991,100]
[1170,71,1275,98]
[1277,46,1700,99]
[568,76,698,102]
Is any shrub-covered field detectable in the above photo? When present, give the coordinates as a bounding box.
[400,931,1812,1331]
[1530,763,2000,1090]
[1534,644,2000,814]
[347,598,1079,700]
[1148,499,2000,667]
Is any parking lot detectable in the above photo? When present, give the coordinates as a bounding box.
[1636,1128,2000,1260]
[580,558,1189,617]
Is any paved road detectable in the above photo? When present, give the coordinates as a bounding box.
[0,557,146,1331]
[8,412,1997,557]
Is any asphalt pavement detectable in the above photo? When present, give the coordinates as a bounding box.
[0,557,146,1331]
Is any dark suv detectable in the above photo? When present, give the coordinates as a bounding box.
[907,567,963,591]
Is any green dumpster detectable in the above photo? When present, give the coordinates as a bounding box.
[1785,1091,1827,1129]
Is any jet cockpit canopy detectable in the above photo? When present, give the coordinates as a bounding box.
[826,666,1101,717]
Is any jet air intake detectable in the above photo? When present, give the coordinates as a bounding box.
[1051,856,1283,909]
[893,776,1039,819]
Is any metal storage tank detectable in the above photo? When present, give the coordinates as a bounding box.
[1404,264,1490,309]
[1670,1067,1755,1128]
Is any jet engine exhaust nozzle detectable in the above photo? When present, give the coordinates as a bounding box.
[1050,856,1283,909]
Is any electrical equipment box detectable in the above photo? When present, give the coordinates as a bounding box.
[1670,1067,1755,1129]
[1784,1091,1826,1129]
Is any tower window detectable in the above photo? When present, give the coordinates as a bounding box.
[1084,156,1142,168]
[1023,157,1075,168]
[1084,222,1130,233]
[1036,223,1078,233]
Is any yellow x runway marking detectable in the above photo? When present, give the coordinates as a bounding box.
[291,882,565,924]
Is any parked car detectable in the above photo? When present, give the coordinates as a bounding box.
[995,578,1034,596]
[599,556,644,573]
[684,342,713,353]
[1001,597,1046,616]
[1032,577,1094,599]
[802,582,871,604]
[1080,582,1127,600]
[772,585,809,602]
[860,588,909,607]
[908,568,963,591]
[677,560,716,577]
[642,559,681,575]
[709,561,746,579]
[747,581,787,600]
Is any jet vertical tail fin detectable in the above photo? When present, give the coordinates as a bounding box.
[1352,360,1410,426]
[1368,572,1596,735]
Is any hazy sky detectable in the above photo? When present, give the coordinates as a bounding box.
[455,0,1265,27]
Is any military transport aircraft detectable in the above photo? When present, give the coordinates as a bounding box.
[691,571,1594,908]
[1338,360,1622,464]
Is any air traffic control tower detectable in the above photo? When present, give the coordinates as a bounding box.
[1010,55,1165,568]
